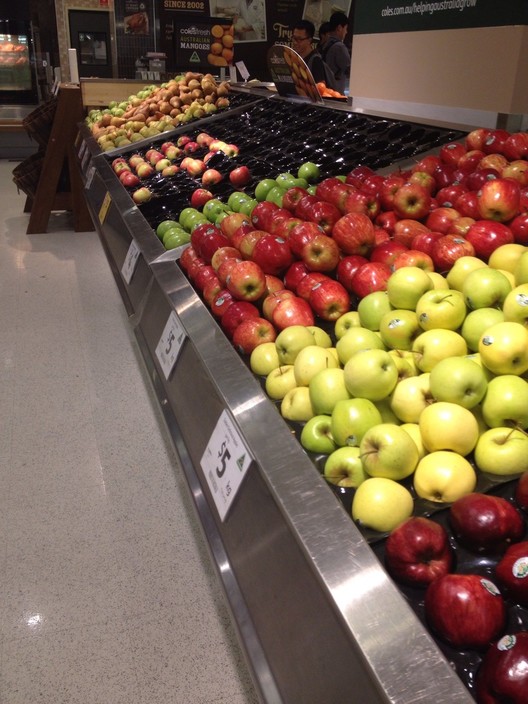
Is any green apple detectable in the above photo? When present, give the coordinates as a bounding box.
[343,348,398,401]
[373,399,401,425]
[462,267,512,310]
[280,386,315,422]
[227,191,252,213]
[275,172,298,190]
[419,401,479,456]
[297,161,320,182]
[334,311,361,340]
[502,284,528,327]
[309,367,351,415]
[445,255,488,291]
[429,356,488,409]
[359,423,419,480]
[352,477,414,533]
[461,307,505,351]
[514,249,528,284]
[307,325,332,348]
[202,198,230,222]
[390,373,433,423]
[156,219,180,239]
[293,345,339,386]
[163,229,191,249]
[413,451,476,503]
[427,271,449,290]
[412,329,467,372]
[479,321,528,375]
[265,185,287,207]
[481,374,528,429]
[178,207,201,229]
[400,422,426,459]
[330,398,382,447]
[239,198,258,216]
[275,325,315,365]
[254,178,278,201]
[415,288,466,331]
[489,243,527,273]
[265,365,297,400]
[357,291,393,331]
[300,414,336,454]
[250,341,280,376]
[324,447,367,488]
[379,309,420,351]
[474,427,528,475]
[335,326,385,365]
[386,266,433,310]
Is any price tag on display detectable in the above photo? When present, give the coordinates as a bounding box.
[81,148,91,172]
[201,410,253,521]
[98,192,111,224]
[155,311,186,379]
[235,61,250,81]
[121,239,140,284]
[84,165,96,190]
[78,140,87,160]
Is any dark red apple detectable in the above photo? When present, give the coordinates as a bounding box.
[283,260,309,292]
[288,221,322,258]
[466,167,500,192]
[305,200,342,234]
[384,517,453,587]
[210,288,235,317]
[282,186,309,212]
[393,219,430,248]
[375,210,399,236]
[483,129,511,154]
[345,164,375,189]
[296,272,330,301]
[251,234,293,276]
[509,213,528,245]
[220,300,260,338]
[251,201,279,231]
[425,206,461,234]
[425,573,506,650]
[342,189,380,220]
[431,234,475,272]
[229,165,251,188]
[294,194,320,221]
[315,178,355,211]
[439,141,467,168]
[515,471,528,511]
[350,261,391,299]
[335,254,369,292]
[450,493,525,553]
[465,220,514,260]
[475,632,528,704]
[379,175,406,210]
[495,541,528,607]
[411,230,444,257]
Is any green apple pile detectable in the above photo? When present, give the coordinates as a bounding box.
[87,73,231,152]
[250,246,528,534]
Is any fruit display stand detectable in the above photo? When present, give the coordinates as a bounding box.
[76,94,480,703]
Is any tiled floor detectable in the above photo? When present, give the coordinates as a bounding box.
[0,159,259,703]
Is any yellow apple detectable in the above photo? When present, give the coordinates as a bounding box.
[445,255,487,292]
[502,284,528,327]
[335,326,385,365]
[488,243,527,273]
[400,422,426,459]
[413,451,477,503]
[352,477,414,533]
[334,311,361,340]
[419,402,479,456]
[250,341,280,376]
[427,271,449,290]
[265,365,297,400]
[293,345,339,386]
[307,325,332,348]
[280,386,315,422]
[390,373,433,423]
[412,329,467,372]
[479,321,528,375]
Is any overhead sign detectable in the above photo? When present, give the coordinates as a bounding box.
[173,17,234,69]
[354,0,528,35]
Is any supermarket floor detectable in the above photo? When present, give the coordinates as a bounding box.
[0,159,260,704]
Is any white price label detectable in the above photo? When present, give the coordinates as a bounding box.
[201,410,253,521]
[155,311,186,379]
[121,239,140,284]
[84,165,96,190]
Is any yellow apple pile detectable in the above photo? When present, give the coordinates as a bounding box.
[86,73,231,151]
[250,243,528,534]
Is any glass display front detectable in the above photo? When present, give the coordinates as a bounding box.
[0,32,32,92]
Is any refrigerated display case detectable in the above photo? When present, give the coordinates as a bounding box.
[75,90,526,703]
[0,19,38,105]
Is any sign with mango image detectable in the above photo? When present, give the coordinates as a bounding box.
[209,23,234,66]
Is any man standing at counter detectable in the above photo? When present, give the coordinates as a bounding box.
[322,11,351,94]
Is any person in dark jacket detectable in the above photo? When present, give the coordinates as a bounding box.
[321,11,351,94]
[291,19,337,90]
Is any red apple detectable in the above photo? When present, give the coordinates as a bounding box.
[288,221,322,257]
[502,132,528,160]
[384,517,453,587]
[411,230,444,257]
[433,163,456,189]
[412,155,441,175]
[179,245,201,272]
[450,216,476,236]
[308,279,350,321]
[455,191,481,220]
[458,149,486,174]
[217,257,243,285]
[294,194,320,221]
[200,231,231,264]
[407,170,437,195]
[379,175,406,210]
[393,219,430,248]
[336,254,370,291]
[220,213,252,240]
[465,127,491,151]
[350,261,391,299]
[467,167,500,191]
[360,173,385,197]
[196,132,213,148]
[263,274,284,296]
[229,165,251,188]
[210,246,240,272]
[210,288,235,317]
[515,471,528,511]
[119,170,140,188]
[251,201,280,231]
[315,177,355,211]
[300,233,340,272]
[477,178,521,222]
[191,222,223,257]
[431,234,475,271]
[392,249,434,271]
[305,200,342,234]
[342,189,380,220]
[332,212,376,256]
[284,260,309,292]
[425,207,460,234]
[262,289,295,321]
[225,260,267,301]
[465,220,514,260]
[480,153,509,173]
[495,541,528,607]
[220,300,260,338]
[475,632,528,704]
[501,159,528,186]
[483,129,511,155]
[449,493,525,553]
[232,316,276,354]
[296,272,331,301]
[439,141,467,168]
[345,165,375,189]
[132,187,152,204]
[370,240,408,267]
[393,183,432,220]
[190,188,214,209]
[201,168,223,186]
[272,295,315,329]
[252,234,293,276]
[269,216,303,238]
[425,573,506,650]
[510,213,528,245]
[238,230,267,259]
[282,186,309,212]
[435,183,468,208]
[192,265,219,292]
